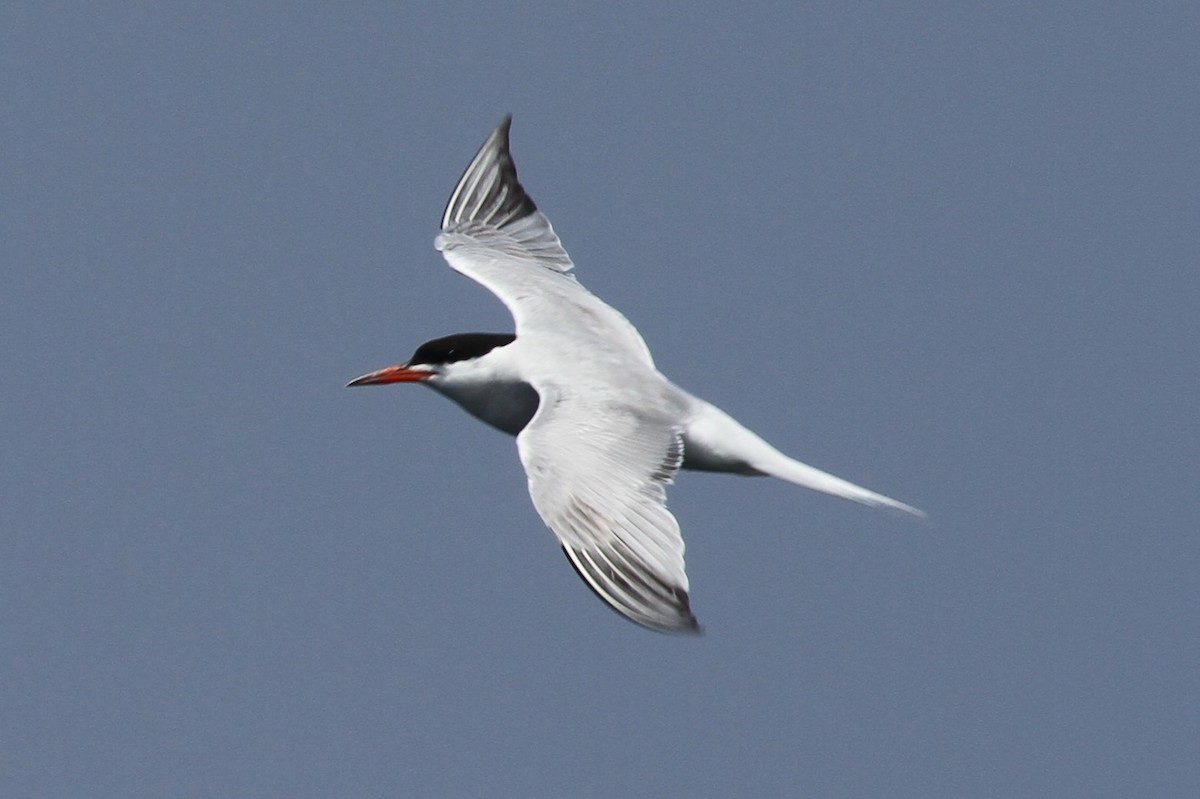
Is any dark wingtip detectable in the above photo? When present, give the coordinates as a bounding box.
[673,592,704,636]
[441,115,537,231]
[481,114,514,157]
[561,545,702,635]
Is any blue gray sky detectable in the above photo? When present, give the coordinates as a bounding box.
[3,3,1197,797]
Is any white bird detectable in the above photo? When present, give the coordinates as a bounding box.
[349,116,922,633]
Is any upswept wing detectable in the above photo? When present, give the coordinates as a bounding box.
[435,116,655,367]
[436,116,697,632]
[516,384,699,633]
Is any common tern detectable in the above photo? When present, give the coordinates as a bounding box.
[349,116,922,633]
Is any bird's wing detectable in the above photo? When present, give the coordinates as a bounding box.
[516,383,699,633]
[435,116,655,367]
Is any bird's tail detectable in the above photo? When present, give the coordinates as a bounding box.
[753,447,925,517]
[683,401,924,517]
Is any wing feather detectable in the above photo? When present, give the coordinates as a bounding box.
[434,116,655,367]
[435,118,694,632]
[517,385,699,633]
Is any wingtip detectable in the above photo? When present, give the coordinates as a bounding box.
[671,590,704,635]
[485,114,514,152]
[441,114,538,231]
[675,612,705,636]
[637,607,704,636]
[561,544,701,635]
[649,587,703,635]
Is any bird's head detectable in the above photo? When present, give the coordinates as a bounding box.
[346,332,517,388]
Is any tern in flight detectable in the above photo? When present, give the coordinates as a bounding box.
[349,116,922,633]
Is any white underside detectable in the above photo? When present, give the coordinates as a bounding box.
[419,115,922,632]
[430,373,923,518]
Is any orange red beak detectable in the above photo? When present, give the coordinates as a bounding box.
[346,364,433,387]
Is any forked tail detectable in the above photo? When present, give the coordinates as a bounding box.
[682,401,925,517]
[755,448,925,517]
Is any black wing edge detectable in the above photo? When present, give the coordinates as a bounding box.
[441,115,538,231]
[562,543,703,635]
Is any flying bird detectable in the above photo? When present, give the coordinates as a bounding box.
[349,116,922,633]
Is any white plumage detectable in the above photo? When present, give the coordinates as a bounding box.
[349,116,922,633]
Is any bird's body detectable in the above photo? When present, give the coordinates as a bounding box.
[350,117,922,633]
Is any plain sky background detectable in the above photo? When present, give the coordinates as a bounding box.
[3,3,1197,797]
